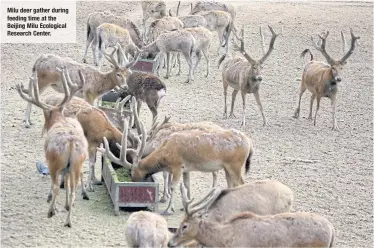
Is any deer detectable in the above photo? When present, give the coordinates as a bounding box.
[169,3,207,29]
[125,211,170,248]
[141,0,167,32]
[83,11,144,65]
[44,94,132,192]
[96,23,139,68]
[218,25,280,127]
[21,46,140,128]
[115,71,167,122]
[189,1,236,23]
[16,67,88,228]
[293,29,360,130]
[140,29,196,83]
[98,105,254,215]
[168,184,335,247]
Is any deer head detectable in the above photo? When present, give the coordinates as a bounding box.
[168,183,222,247]
[16,67,85,132]
[103,44,141,87]
[233,25,280,83]
[311,29,360,83]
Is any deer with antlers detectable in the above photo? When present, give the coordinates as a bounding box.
[98,102,253,215]
[218,25,280,127]
[21,46,140,128]
[294,29,360,130]
[168,184,334,247]
[16,67,87,228]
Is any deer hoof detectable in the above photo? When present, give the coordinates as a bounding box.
[47,209,55,218]
[64,222,72,228]
[86,182,95,192]
[82,192,90,200]
[65,205,70,211]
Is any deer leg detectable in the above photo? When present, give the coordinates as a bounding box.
[212,171,218,188]
[161,168,181,215]
[331,95,339,131]
[193,51,202,75]
[91,38,98,66]
[81,172,89,200]
[180,172,191,211]
[83,31,94,63]
[23,102,33,128]
[223,81,229,118]
[313,96,322,127]
[308,94,316,120]
[160,171,170,203]
[202,49,210,78]
[64,173,70,211]
[224,169,233,188]
[254,91,269,126]
[64,170,79,228]
[293,83,306,118]
[177,53,182,76]
[229,89,239,118]
[240,91,247,127]
[216,30,224,55]
[164,52,171,79]
[182,49,194,84]
[86,149,101,192]
[47,169,59,218]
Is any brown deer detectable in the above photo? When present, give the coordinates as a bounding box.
[294,29,360,130]
[168,184,334,247]
[218,25,280,127]
[16,67,87,228]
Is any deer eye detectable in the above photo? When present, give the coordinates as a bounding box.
[182,224,188,231]
[116,73,122,78]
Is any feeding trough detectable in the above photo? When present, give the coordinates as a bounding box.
[101,156,159,215]
[132,57,158,74]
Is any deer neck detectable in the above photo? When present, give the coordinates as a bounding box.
[138,150,168,175]
[145,42,160,54]
[195,220,232,247]
[93,70,119,96]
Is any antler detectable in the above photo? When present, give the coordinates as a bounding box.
[147,115,171,141]
[339,28,360,64]
[341,31,347,53]
[232,26,256,64]
[259,26,266,56]
[56,67,85,107]
[311,31,336,65]
[258,25,281,64]
[103,46,120,68]
[180,183,223,217]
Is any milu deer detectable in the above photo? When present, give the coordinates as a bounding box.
[141,0,167,31]
[21,46,140,128]
[294,29,360,130]
[168,184,335,248]
[16,67,88,228]
[83,11,144,65]
[218,25,280,127]
[98,104,253,215]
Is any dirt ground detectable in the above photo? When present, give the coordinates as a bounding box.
[1,0,373,247]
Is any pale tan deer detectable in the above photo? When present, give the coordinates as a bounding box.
[98,100,253,215]
[294,29,360,130]
[16,67,87,228]
[218,25,280,127]
[168,184,334,247]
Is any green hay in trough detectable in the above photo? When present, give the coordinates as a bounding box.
[101,101,116,108]
[115,167,132,182]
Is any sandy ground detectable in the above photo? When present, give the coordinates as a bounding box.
[1,0,373,247]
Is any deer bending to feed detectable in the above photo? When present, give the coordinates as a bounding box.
[16,68,88,228]
[125,211,170,248]
[294,29,360,130]
[218,25,280,127]
[141,0,167,30]
[21,47,140,128]
[98,107,254,215]
[116,71,167,121]
[83,11,144,65]
[168,184,334,247]
[97,23,139,68]
[189,1,236,22]
[140,29,196,83]
[144,118,224,203]
[44,95,131,192]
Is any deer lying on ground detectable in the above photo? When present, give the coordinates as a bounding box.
[168,184,334,247]
[294,29,360,130]
[96,23,139,68]
[140,29,196,83]
[83,11,144,65]
[218,25,280,127]
[98,106,254,215]
[125,211,170,248]
[44,95,132,192]
[181,180,294,223]
[141,0,167,31]
[16,67,88,228]
[21,46,140,128]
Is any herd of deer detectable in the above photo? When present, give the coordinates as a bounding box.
[15,0,361,247]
